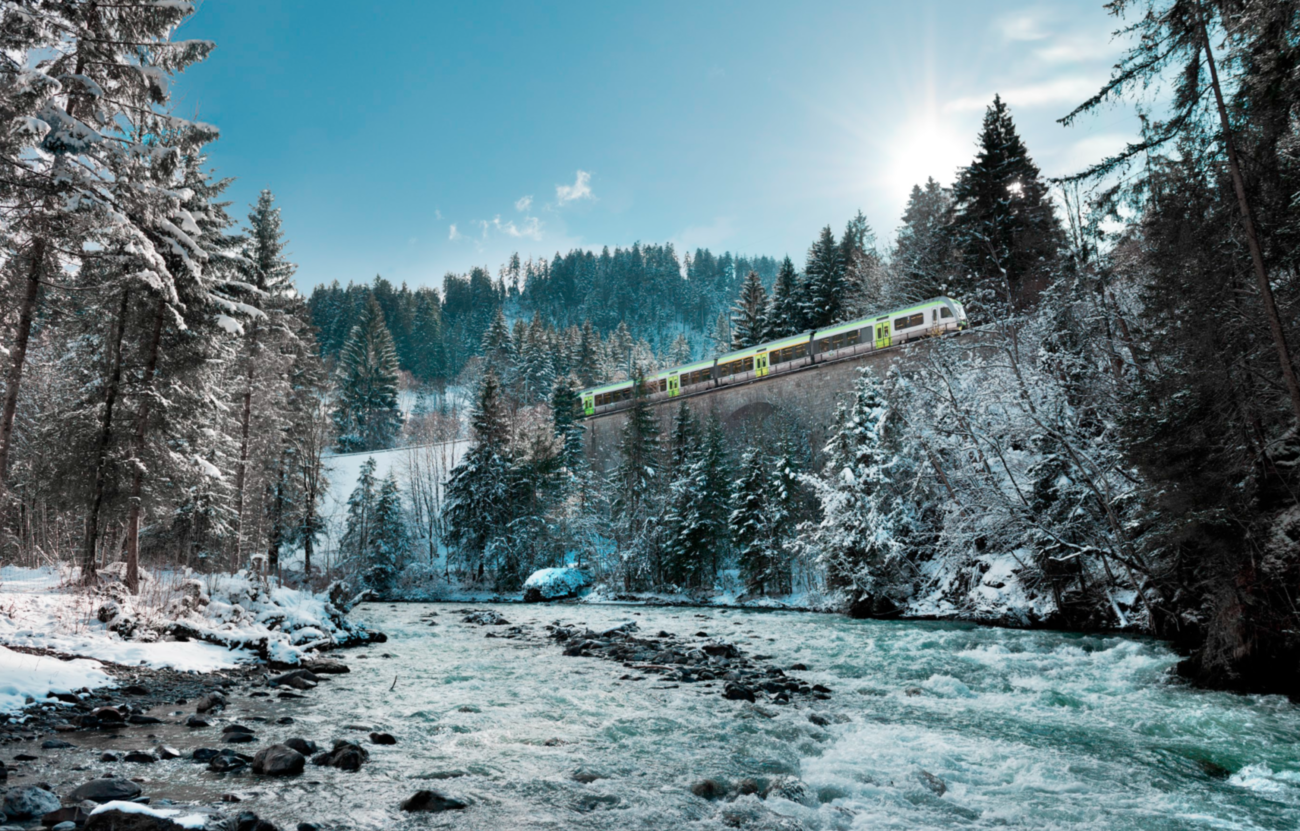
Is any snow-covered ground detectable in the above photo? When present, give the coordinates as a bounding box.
[0,566,381,712]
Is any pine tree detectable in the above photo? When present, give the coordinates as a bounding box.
[551,375,585,470]
[894,178,955,302]
[765,256,803,338]
[341,458,379,571]
[667,333,693,367]
[663,403,710,588]
[577,321,602,386]
[367,473,410,595]
[801,226,847,329]
[732,449,780,595]
[709,311,733,357]
[730,270,769,348]
[612,377,662,587]
[807,372,909,615]
[443,370,513,579]
[950,95,1062,319]
[333,296,403,451]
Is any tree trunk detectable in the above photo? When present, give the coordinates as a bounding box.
[233,323,258,568]
[124,294,166,594]
[267,462,285,581]
[1201,18,1300,424]
[81,289,130,584]
[0,238,47,487]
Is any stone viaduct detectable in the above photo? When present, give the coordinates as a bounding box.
[581,333,975,471]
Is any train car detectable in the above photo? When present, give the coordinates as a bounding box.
[578,296,967,417]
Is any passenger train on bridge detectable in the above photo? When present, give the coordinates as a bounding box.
[579,296,968,417]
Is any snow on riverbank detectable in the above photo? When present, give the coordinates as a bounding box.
[0,645,112,714]
[0,566,382,692]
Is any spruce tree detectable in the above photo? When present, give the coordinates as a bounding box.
[894,178,955,302]
[333,296,403,451]
[950,95,1062,318]
[341,458,379,570]
[663,403,709,588]
[732,449,779,595]
[551,375,585,470]
[367,473,410,595]
[668,333,693,367]
[443,370,513,579]
[765,256,803,338]
[801,226,847,329]
[730,270,769,348]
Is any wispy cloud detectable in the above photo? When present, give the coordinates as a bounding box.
[448,223,460,241]
[997,9,1051,42]
[515,195,533,212]
[944,75,1102,113]
[555,170,593,205]
[486,215,543,240]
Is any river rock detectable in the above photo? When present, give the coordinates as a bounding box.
[194,692,226,713]
[521,567,592,602]
[223,724,254,734]
[915,769,947,796]
[766,778,818,807]
[303,659,349,675]
[191,748,219,762]
[157,746,181,760]
[690,778,729,800]
[2,785,60,819]
[42,801,97,828]
[68,778,142,804]
[808,713,831,727]
[224,732,256,744]
[208,749,253,773]
[90,706,125,725]
[123,751,157,763]
[400,790,469,812]
[723,683,755,702]
[312,740,368,772]
[368,732,396,745]
[41,738,75,749]
[252,744,306,777]
[127,714,162,725]
[185,716,211,728]
[269,669,318,690]
[461,610,509,626]
[282,738,317,755]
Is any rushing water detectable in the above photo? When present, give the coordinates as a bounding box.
[18,603,1300,829]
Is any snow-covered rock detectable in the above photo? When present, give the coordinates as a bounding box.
[522,568,592,602]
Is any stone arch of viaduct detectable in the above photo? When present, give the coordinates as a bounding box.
[580,334,976,471]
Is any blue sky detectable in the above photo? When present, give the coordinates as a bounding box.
[173,1,1137,293]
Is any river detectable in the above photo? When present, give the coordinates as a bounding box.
[26,603,1300,829]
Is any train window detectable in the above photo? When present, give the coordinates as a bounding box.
[894,313,924,331]
[939,306,953,318]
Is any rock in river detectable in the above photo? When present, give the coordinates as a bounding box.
[312,740,368,771]
[252,744,306,776]
[521,567,592,602]
[3,784,60,820]
[68,778,143,804]
[401,790,469,812]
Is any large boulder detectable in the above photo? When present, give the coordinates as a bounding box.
[67,779,142,805]
[521,567,591,602]
[252,744,306,777]
[3,784,60,820]
[84,803,188,831]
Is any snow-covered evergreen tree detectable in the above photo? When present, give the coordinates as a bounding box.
[765,256,803,338]
[730,270,769,348]
[801,225,846,329]
[443,370,513,580]
[333,296,403,451]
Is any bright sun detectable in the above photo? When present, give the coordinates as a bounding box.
[882,115,971,198]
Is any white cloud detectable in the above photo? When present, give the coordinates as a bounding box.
[944,76,1103,113]
[515,195,533,212]
[448,223,460,241]
[435,209,443,220]
[555,170,593,205]
[488,214,543,241]
[997,9,1050,42]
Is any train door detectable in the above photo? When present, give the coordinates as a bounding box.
[582,393,595,416]
[667,375,681,397]
[874,321,891,349]
[755,351,769,377]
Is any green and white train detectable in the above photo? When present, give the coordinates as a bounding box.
[579,296,968,417]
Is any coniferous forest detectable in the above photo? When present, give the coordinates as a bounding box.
[1,0,1299,702]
